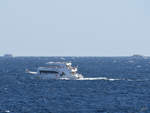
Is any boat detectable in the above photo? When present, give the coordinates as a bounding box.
[26,62,83,80]
[3,54,13,58]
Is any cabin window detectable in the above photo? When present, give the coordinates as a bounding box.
[40,71,59,74]
[60,72,65,76]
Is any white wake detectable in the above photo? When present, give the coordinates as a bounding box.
[59,77,125,81]
[77,77,121,81]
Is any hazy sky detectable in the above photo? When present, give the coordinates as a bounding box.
[0,0,150,56]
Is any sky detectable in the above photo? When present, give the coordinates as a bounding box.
[0,0,150,56]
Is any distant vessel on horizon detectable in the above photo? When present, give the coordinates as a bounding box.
[3,54,13,58]
[131,54,148,59]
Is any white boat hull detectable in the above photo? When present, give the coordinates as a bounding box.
[27,71,82,80]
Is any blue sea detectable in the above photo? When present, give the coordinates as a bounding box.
[0,57,150,113]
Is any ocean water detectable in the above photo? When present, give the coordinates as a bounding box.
[0,57,150,113]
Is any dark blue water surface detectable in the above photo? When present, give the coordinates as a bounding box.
[0,57,150,113]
